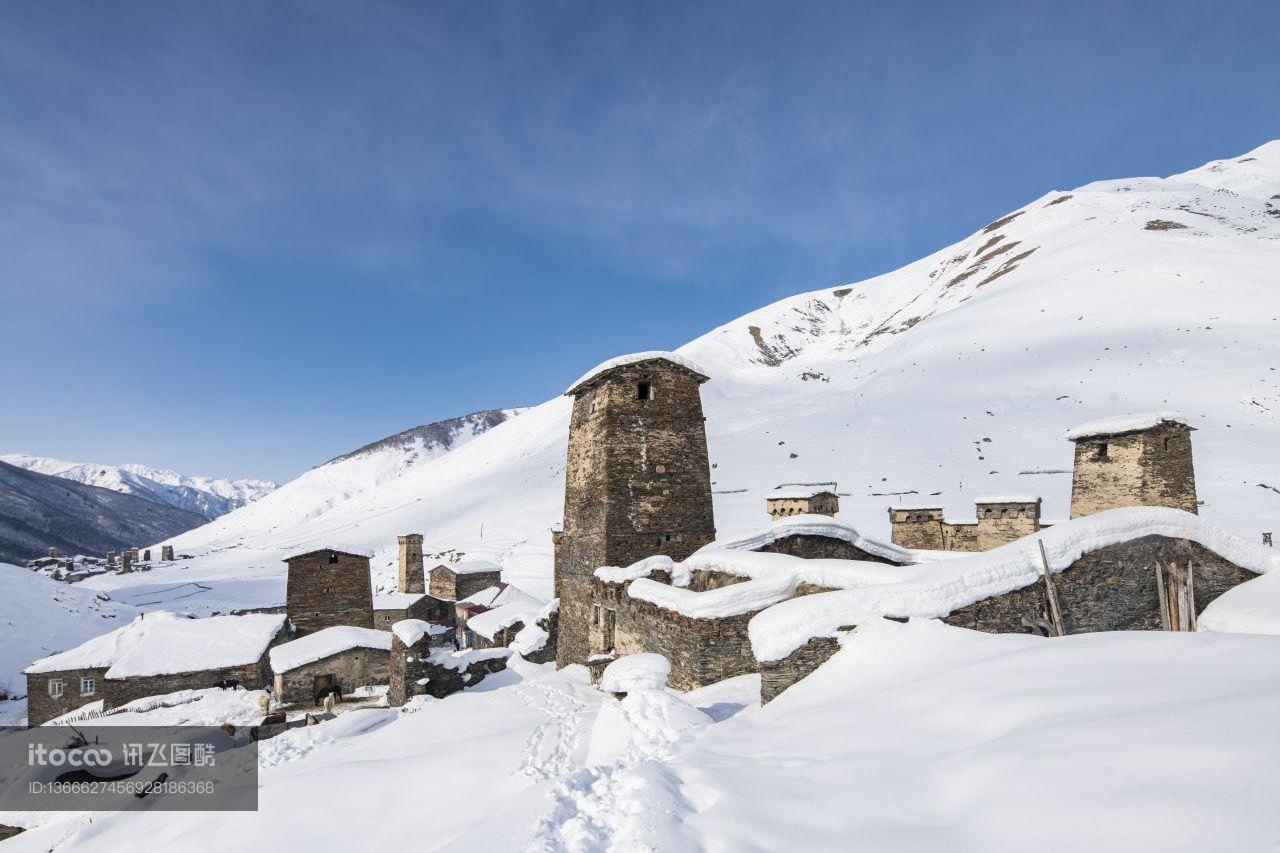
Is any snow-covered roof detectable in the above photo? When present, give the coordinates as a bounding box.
[465,586,547,640]
[599,653,671,693]
[373,592,426,610]
[1199,570,1280,636]
[746,507,1280,663]
[889,504,944,512]
[973,495,1041,505]
[435,559,502,576]
[269,626,391,673]
[391,619,450,647]
[283,546,374,562]
[1065,412,1189,441]
[767,486,837,500]
[710,514,918,565]
[425,647,510,672]
[25,612,287,679]
[456,583,533,610]
[565,351,709,395]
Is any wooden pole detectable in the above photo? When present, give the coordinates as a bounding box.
[1182,558,1192,630]
[1156,564,1171,631]
[1037,540,1065,637]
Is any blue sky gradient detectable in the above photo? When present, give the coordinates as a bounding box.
[2,0,1278,481]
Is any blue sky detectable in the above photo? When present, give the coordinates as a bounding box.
[2,1,1278,483]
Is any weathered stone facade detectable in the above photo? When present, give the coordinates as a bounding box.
[756,533,899,564]
[760,635,841,704]
[555,356,717,667]
[889,507,947,549]
[25,666,110,726]
[589,578,755,691]
[766,491,839,519]
[429,565,502,602]
[397,534,425,594]
[372,594,444,631]
[1069,420,1197,519]
[273,646,389,706]
[975,498,1041,550]
[284,549,374,636]
[945,535,1250,634]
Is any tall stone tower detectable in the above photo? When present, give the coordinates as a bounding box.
[554,353,717,667]
[397,533,425,594]
[284,548,374,636]
[1067,414,1197,519]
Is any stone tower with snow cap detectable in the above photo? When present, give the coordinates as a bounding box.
[553,352,717,667]
[1067,413,1197,519]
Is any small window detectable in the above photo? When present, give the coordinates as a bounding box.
[637,381,652,400]
[1095,442,1109,460]
[81,677,96,695]
[1164,437,1174,451]
[49,679,63,698]
[328,552,339,564]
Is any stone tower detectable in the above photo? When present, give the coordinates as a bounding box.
[397,534,425,594]
[554,353,717,667]
[1067,414,1197,519]
[284,548,374,636]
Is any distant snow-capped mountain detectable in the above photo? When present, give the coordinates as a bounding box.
[82,141,1280,614]
[0,454,276,521]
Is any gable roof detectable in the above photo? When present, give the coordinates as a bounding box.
[269,626,392,672]
[283,547,373,563]
[565,351,709,396]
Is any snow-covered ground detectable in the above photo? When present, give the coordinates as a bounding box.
[6,621,1276,851]
[60,141,1280,619]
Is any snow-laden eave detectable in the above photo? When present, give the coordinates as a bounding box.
[565,351,710,396]
[1065,412,1188,441]
[747,507,1280,663]
[705,514,922,565]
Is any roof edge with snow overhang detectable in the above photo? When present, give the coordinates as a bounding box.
[565,351,709,396]
[1065,412,1191,441]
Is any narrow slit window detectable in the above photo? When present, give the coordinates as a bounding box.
[1095,442,1109,460]
[637,381,652,400]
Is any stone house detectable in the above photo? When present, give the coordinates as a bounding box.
[24,612,287,726]
[766,488,840,520]
[461,584,554,662]
[387,620,510,706]
[553,352,717,667]
[889,497,1042,552]
[372,592,446,631]
[284,548,374,636]
[428,560,503,604]
[269,626,392,706]
[1067,413,1197,518]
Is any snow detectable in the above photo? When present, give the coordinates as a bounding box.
[510,623,549,655]
[390,619,447,647]
[972,494,1041,504]
[269,626,392,673]
[444,558,503,575]
[466,586,547,641]
[0,562,138,697]
[747,506,1280,662]
[706,513,917,564]
[373,592,425,609]
[1065,411,1188,440]
[630,572,799,619]
[565,350,709,395]
[427,647,511,671]
[766,485,836,499]
[595,554,688,586]
[24,611,286,679]
[24,618,1279,851]
[598,653,671,693]
[1200,569,1280,635]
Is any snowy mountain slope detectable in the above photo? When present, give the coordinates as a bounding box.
[15,622,1279,850]
[324,408,521,466]
[0,454,276,520]
[0,562,139,699]
[0,461,210,565]
[91,141,1280,613]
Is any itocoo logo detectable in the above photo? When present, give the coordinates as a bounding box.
[27,743,114,767]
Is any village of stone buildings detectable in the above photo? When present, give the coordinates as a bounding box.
[18,352,1279,730]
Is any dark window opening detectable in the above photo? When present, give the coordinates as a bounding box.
[328,552,339,564]
[1095,442,1109,460]
[1164,437,1174,451]
[637,381,652,400]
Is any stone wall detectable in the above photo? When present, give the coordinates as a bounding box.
[429,567,502,602]
[1070,421,1197,518]
[273,647,390,706]
[943,522,980,551]
[975,500,1041,550]
[387,634,429,707]
[760,636,841,704]
[756,533,900,564]
[889,508,946,549]
[555,357,716,666]
[944,536,1254,634]
[397,534,425,594]
[373,596,441,631]
[590,578,756,691]
[285,550,373,636]
[766,492,839,519]
[25,666,110,726]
